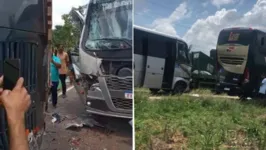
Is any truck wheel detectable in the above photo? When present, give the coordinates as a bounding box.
[150,89,159,95]
[172,82,186,95]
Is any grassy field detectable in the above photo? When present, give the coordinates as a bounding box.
[135,88,266,150]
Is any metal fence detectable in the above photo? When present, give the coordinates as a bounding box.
[0,41,38,149]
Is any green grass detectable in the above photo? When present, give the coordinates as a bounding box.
[135,88,266,150]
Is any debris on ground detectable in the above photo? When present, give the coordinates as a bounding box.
[51,113,61,123]
[65,123,83,130]
[65,118,103,131]
[69,137,81,147]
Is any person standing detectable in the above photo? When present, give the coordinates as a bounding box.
[259,73,266,99]
[50,49,61,107]
[57,45,69,98]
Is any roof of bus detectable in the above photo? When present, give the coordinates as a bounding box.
[134,25,186,43]
[222,27,264,32]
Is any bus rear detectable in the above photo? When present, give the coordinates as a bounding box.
[216,28,255,95]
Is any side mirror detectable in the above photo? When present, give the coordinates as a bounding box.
[70,8,85,27]
[70,51,79,56]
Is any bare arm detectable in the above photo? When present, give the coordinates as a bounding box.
[65,53,70,66]
[0,77,31,150]
[51,59,61,68]
[8,117,29,150]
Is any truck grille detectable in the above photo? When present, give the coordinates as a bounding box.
[112,98,132,110]
[220,57,244,65]
[106,76,132,91]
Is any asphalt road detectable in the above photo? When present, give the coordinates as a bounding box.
[40,87,132,150]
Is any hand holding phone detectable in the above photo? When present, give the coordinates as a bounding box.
[3,59,21,90]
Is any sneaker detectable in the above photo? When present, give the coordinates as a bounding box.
[62,95,67,98]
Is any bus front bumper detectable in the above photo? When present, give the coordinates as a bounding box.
[85,84,132,119]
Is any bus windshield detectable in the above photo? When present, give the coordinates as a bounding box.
[217,29,253,46]
[85,0,132,50]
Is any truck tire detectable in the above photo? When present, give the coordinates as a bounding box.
[150,89,159,95]
[172,81,186,95]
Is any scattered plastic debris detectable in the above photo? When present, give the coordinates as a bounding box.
[65,123,83,130]
[65,118,103,130]
[51,113,61,123]
[69,137,81,146]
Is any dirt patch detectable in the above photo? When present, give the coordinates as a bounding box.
[257,114,266,120]
[222,130,257,150]
[150,131,187,150]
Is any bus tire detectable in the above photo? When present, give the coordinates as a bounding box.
[150,89,159,94]
[172,81,186,95]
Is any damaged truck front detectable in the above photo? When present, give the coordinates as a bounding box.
[70,0,132,119]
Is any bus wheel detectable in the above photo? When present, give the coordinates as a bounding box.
[172,82,186,95]
[150,89,159,95]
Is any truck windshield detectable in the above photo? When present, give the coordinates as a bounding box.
[85,0,132,50]
[217,29,253,46]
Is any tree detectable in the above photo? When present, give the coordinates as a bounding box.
[52,13,81,50]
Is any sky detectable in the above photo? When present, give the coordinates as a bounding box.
[134,0,266,55]
[52,0,88,28]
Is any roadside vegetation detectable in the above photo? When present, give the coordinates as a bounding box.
[135,88,266,150]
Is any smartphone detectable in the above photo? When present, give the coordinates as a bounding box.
[3,59,21,90]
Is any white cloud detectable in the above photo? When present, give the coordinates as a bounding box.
[52,0,88,28]
[151,2,189,36]
[183,0,266,55]
[211,0,237,8]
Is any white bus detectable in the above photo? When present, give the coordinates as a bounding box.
[70,0,132,118]
[134,25,191,94]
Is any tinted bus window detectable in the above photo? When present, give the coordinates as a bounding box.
[217,30,253,46]
[147,35,166,58]
[134,29,147,55]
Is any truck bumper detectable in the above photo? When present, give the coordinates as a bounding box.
[216,82,241,95]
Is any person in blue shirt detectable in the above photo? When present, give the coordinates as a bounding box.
[50,49,61,108]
